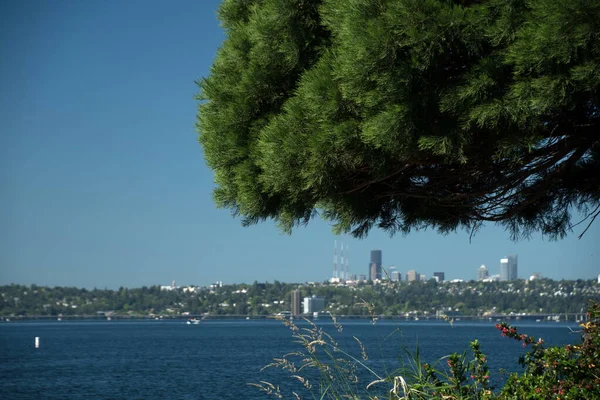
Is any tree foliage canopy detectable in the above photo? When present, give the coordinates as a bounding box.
[197,0,600,239]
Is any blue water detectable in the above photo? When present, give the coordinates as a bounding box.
[0,319,580,399]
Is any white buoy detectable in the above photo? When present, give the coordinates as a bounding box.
[35,337,40,348]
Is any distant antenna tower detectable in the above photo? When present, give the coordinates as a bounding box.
[345,243,349,280]
[333,240,338,279]
[341,242,348,280]
[340,242,344,280]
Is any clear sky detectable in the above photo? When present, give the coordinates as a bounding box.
[1,0,598,289]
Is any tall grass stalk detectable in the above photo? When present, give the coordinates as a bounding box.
[252,301,600,400]
[251,312,474,399]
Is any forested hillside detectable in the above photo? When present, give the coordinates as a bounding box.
[2,279,598,318]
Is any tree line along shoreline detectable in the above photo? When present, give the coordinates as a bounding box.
[2,279,598,318]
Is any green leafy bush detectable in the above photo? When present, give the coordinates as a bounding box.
[498,302,600,399]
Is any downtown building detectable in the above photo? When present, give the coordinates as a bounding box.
[406,270,418,282]
[500,255,518,281]
[291,289,301,317]
[369,250,382,280]
[478,265,489,281]
[433,272,445,282]
[303,295,325,314]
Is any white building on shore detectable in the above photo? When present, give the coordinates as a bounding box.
[303,295,325,314]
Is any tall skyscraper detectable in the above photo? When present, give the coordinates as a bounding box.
[291,289,301,317]
[500,255,518,281]
[478,265,489,281]
[500,258,509,281]
[509,255,518,280]
[369,250,382,280]
[433,272,445,282]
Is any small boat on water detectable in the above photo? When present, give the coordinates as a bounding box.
[187,318,201,325]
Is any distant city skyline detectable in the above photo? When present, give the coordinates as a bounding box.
[1,1,598,290]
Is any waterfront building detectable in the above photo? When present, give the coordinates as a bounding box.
[291,289,301,317]
[303,295,325,314]
[406,270,418,282]
[369,250,382,280]
[478,265,489,281]
[500,255,518,281]
[433,272,445,282]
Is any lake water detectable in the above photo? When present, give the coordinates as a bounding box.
[0,319,580,399]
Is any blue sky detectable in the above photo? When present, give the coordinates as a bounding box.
[1,0,598,289]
